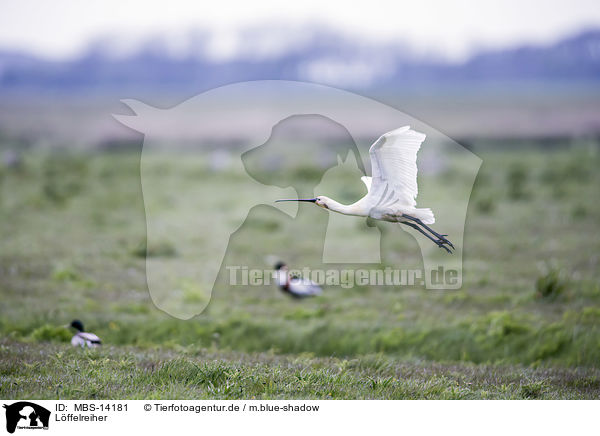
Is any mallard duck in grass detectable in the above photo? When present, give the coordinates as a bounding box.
[68,320,102,348]
[274,262,322,298]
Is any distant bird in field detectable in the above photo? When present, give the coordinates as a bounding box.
[2,150,22,170]
[274,262,322,298]
[68,320,102,348]
[277,126,454,253]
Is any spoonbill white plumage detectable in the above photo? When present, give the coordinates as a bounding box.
[68,320,102,348]
[274,262,322,298]
[276,126,454,253]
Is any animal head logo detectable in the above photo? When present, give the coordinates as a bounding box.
[3,402,50,434]
[114,80,481,319]
[241,114,365,194]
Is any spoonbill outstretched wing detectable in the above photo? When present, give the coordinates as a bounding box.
[368,127,426,210]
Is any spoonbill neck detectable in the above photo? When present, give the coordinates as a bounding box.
[323,198,365,217]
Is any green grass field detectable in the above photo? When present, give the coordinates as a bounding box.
[1,142,599,399]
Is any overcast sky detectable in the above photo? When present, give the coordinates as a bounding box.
[1,0,600,60]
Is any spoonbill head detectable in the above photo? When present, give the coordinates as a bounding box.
[276,126,454,253]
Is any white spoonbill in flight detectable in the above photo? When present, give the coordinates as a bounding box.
[274,262,323,298]
[276,126,454,253]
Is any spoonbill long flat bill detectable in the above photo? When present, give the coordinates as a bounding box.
[276,126,454,253]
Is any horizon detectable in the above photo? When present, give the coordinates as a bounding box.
[1,0,600,62]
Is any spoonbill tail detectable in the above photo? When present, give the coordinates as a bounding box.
[274,262,322,298]
[276,126,454,253]
[68,320,102,348]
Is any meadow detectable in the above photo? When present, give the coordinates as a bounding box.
[1,140,599,399]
